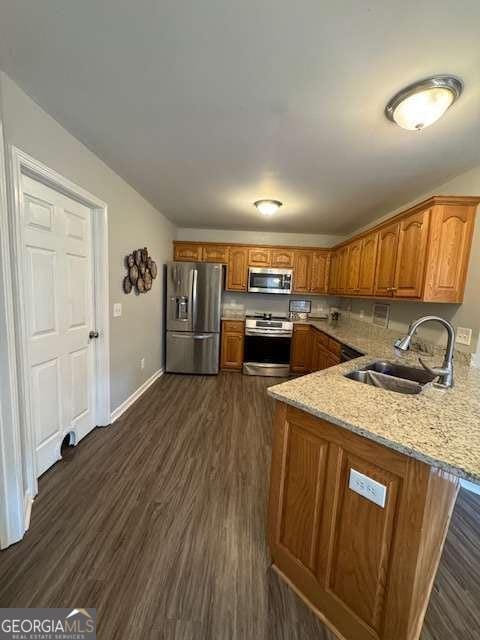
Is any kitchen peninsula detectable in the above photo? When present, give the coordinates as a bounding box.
[267,320,480,640]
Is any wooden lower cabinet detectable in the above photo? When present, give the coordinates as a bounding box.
[220,320,244,370]
[311,333,328,371]
[268,403,459,640]
[291,325,342,374]
[290,325,312,373]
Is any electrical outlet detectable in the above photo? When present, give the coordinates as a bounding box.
[456,326,472,346]
[113,303,122,318]
[349,468,387,508]
[140,358,145,370]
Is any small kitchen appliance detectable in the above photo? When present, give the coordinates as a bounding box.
[247,267,293,294]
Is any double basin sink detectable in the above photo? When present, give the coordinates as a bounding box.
[345,360,436,395]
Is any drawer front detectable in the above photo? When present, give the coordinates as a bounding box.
[222,320,245,334]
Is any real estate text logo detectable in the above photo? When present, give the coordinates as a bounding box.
[0,608,96,640]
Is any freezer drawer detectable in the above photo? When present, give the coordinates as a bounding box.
[166,332,220,374]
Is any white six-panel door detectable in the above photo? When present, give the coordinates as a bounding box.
[21,174,96,476]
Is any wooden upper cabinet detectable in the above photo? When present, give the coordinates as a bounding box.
[423,203,477,303]
[357,232,379,296]
[328,250,339,293]
[346,240,362,294]
[336,246,349,295]
[293,250,313,293]
[374,223,400,297]
[202,244,228,263]
[173,197,478,302]
[393,208,430,298]
[174,243,203,262]
[226,247,249,291]
[248,247,271,266]
[271,248,294,268]
[311,251,330,294]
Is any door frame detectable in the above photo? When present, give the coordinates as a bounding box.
[0,125,26,548]
[0,146,110,547]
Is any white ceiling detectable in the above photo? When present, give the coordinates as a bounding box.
[1,1,480,234]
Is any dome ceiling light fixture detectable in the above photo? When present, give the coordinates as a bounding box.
[385,75,463,131]
[254,199,283,216]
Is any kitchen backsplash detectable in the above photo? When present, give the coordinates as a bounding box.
[222,291,337,318]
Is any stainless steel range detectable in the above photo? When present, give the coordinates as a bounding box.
[243,314,293,377]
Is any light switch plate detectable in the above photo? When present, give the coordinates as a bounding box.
[113,303,122,318]
[349,468,387,508]
[456,326,472,346]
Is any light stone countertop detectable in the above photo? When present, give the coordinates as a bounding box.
[268,318,480,484]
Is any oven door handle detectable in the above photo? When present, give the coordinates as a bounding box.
[245,329,293,337]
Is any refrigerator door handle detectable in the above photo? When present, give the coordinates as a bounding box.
[168,333,213,340]
[191,268,198,329]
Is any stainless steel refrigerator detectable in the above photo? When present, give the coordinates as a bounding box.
[166,261,223,374]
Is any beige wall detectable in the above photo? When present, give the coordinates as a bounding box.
[342,167,480,355]
[0,72,175,411]
[176,227,343,247]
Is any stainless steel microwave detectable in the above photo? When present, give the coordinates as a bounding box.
[248,267,293,294]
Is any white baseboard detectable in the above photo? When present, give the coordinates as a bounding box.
[110,369,164,423]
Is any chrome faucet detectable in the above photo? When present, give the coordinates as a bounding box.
[394,316,456,388]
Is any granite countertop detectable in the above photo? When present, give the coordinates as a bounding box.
[268,318,480,484]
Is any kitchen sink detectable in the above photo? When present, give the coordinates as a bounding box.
[344,361,436,395]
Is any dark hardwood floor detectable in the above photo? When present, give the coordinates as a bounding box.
[0,373,479,639]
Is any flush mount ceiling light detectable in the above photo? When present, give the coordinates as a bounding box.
[385,75,463,131]
[254,199,283,216]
